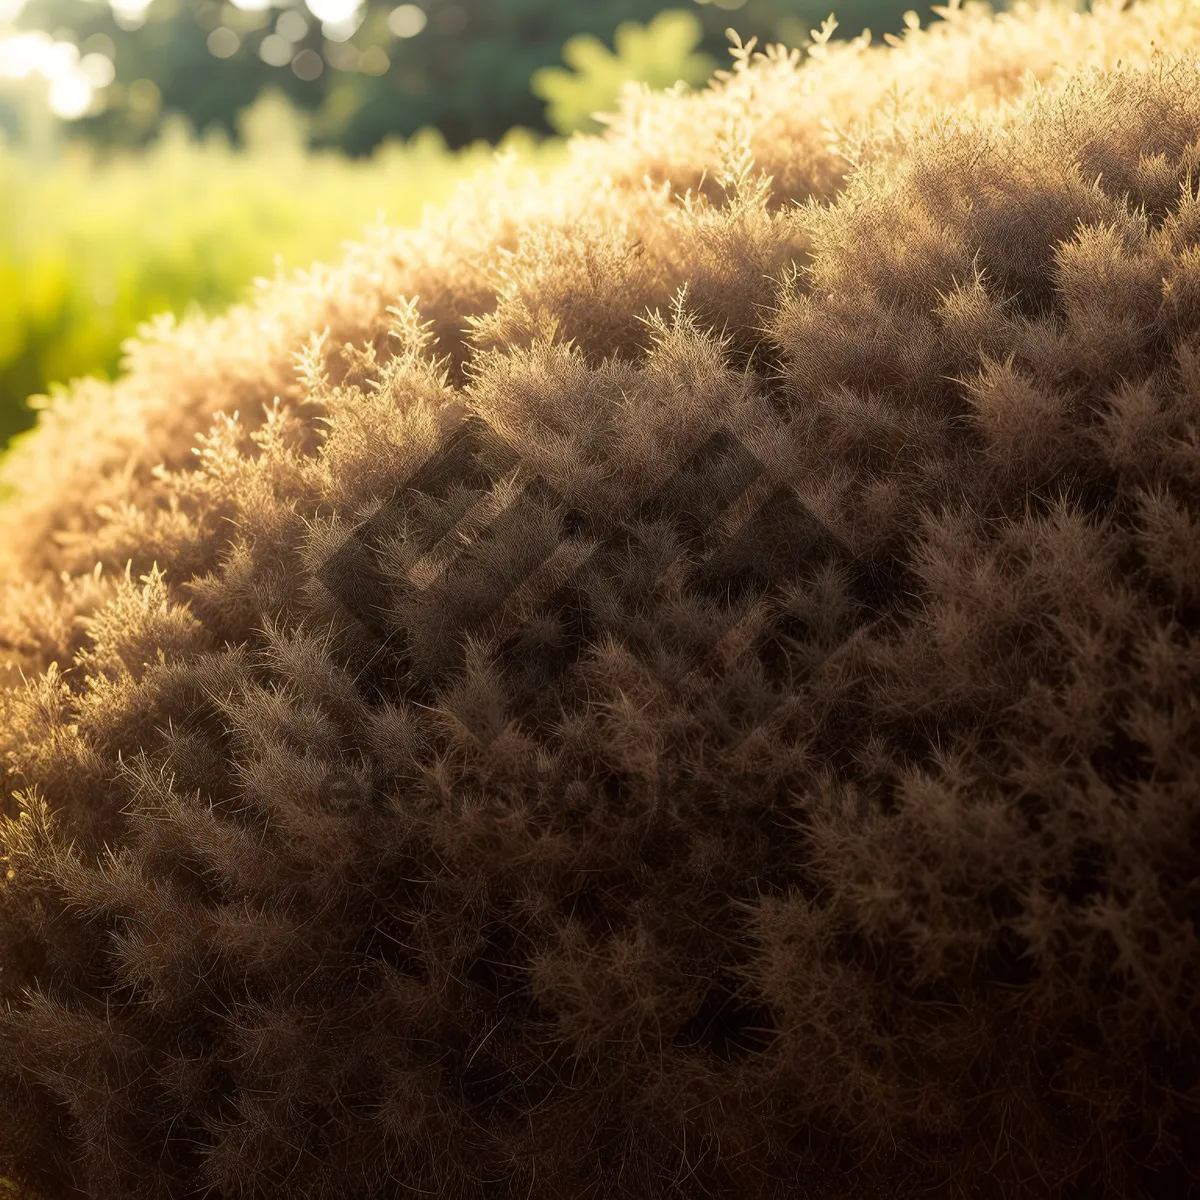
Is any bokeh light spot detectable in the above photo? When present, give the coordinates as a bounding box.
[48,71,91,119]
[81,33,116,59]
[291,46,323,79]
[259,32,292,65]
[276,10,308,41]
[322,15,361,42]
[80,52,116,89]
[207,26,240,58]
[110,0,152,32]
[44,40,79,77]
[305,0,358,24]
[387,4,425,39]
[0,31,51,80]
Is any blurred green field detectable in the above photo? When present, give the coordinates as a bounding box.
[0,88,568,453]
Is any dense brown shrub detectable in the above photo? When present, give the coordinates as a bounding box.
[1,1,1198,1197]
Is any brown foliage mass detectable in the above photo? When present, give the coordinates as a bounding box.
[0,2,1198,1198]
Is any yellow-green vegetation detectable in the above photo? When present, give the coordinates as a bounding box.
[531,7,718,135]
[0,88,567,450]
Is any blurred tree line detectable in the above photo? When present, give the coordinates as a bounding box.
[2,0,984,155]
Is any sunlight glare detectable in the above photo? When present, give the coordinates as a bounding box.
[0,28,103,118]
[43,40,79,77]
[0,31,51,79]
[48,71,92,119]
[305,0,359,24]
[110,0,153,32]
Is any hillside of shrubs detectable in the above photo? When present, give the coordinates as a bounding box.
[0,0,1198,1197]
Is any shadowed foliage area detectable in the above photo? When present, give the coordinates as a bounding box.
[0,2,1198,1198]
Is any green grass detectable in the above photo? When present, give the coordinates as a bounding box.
[0,88,567,453]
